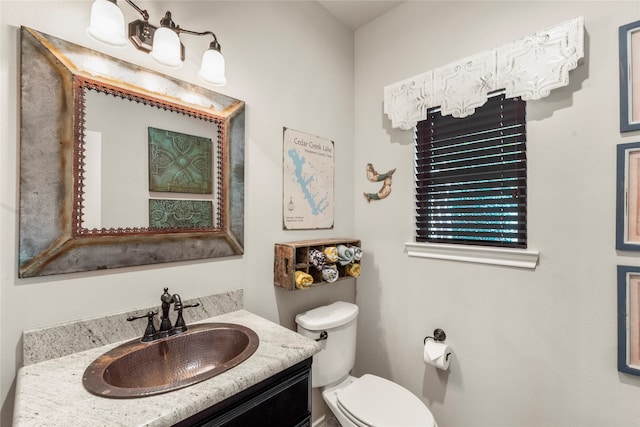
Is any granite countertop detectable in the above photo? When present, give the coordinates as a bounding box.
[13,310,321,427]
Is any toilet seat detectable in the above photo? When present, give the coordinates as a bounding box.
[335,374,435,427]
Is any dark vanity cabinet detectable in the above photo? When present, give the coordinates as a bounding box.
[174,358,312,427]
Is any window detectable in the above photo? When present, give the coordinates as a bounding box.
[414,93,527,249]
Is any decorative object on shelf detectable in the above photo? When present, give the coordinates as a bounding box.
[324,246,339,263]
[618,265,640,376]
[384,16,584,129]
[282,128,334,230]
[18,27,245,277]
[345,263,361,278]
[274,239,361,290]
[363,163,395,203]
[352,246,363,261]
[337,244,354,266]
[295,271,314,289]
[619,20,640,132]
[309,248,327,271]
[322,264,339,283]
[87,0,226,85]
[616,142,640,250]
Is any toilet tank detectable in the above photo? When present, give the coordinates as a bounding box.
[295,301,359,388]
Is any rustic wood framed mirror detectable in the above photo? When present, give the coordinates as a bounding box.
[19,27,245,277]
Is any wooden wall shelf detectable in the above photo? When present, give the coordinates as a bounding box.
[274,238,361,290]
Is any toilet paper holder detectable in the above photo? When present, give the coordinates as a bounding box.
[423,328,446,344]
[423,328,452,365]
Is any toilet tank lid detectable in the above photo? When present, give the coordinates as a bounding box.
[295,301,359,330]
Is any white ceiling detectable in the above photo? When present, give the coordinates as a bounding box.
[317,1,404,30]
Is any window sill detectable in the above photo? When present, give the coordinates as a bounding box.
[404,242,539,270]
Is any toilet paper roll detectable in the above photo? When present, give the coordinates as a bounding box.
[423,340,452,370]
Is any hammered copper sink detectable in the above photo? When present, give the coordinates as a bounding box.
[83,323,259,398]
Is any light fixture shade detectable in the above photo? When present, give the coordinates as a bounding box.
[150,27,183,68]
[87,0,127,46]
[198,48,227,86]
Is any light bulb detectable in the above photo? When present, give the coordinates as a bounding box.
[87,0,127,47]
[198,47,226,86]
[150,27,183,68]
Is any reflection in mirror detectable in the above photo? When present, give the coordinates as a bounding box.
[81,88,222,231]
[19,27,245,277]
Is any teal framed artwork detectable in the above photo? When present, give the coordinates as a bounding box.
[148,127,213,194]
[149,199,214,228]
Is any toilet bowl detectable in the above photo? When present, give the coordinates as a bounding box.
[322,374,436,427]
[296,302,437,427]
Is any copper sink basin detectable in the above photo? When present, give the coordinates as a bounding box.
[83,323,259,398]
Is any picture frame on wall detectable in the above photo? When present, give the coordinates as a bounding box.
[282,127,334,230]
[616,142,640,250]
[619,20,640,132]
[618,265,640,376]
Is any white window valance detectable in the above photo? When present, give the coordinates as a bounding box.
[383,17,584,130]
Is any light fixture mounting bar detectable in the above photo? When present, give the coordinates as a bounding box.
[177,29,221,52]
[125,0,148,21]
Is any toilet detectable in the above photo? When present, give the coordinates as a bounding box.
[296,301,437,427]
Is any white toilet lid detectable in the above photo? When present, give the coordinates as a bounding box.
[336,374,435,427]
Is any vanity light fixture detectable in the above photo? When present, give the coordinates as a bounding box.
[87,0,227,86]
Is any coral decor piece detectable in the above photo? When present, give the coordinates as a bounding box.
[384,16,584,129]
[364,163,395,203]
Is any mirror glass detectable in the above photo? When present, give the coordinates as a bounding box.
[82,88,221,231]
[18,27,245,277]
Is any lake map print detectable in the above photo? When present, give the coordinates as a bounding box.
[283,127,334,230]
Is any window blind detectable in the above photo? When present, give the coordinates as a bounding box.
[414,93,527,248]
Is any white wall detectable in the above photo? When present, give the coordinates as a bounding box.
[354,2,640,426]
[0,1,354,425]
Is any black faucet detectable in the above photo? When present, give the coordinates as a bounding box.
[128,288,201,342]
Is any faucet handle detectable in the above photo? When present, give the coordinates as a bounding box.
[172,302,201,334]
[176,302,200,311]
[127,311,159,342]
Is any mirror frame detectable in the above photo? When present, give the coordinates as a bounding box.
[18,27,245,278]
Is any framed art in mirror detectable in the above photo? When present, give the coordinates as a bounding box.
[620,20,640,133]
[616,142,640,251]
[618,265,640,376]
[18,27,245,277]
